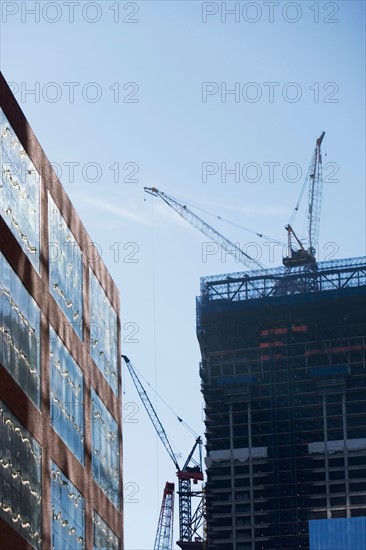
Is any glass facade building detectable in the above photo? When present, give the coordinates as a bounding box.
[0,73,123,549]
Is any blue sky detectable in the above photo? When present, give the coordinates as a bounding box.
[1,1,365,548]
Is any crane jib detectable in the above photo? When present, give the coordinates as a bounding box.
[144,186,265,270]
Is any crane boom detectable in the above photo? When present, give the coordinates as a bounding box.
[308,131,325,255]
[154,482,175,550]
[122,355,180,470]
[144,187,264,270]
[283,132,325,268]
[123,355,205,547]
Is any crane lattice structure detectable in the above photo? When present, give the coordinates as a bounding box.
[154,482,175,550]
[144,187,264,270]
[283,131,325,267]
[122,355,205,548]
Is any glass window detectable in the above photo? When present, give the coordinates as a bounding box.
[48,194,83,338]
[49,326,84,464]
[0,251,41,406]
[0,108,40,270]
[50,461,85,550]
[93,510,119,550]
[91,389,120,509]
[89,270,118,394]
[0,399,42,549]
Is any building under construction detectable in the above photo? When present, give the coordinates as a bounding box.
[197,257,366,549]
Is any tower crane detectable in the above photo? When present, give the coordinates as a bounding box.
[144,187,264,270]
[145,132,326,271]
[122,355,205,549]
[283,131,325,267]
[154,482,175,550]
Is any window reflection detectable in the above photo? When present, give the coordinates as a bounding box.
[0,251,40,406]
[0,108,40,270]
[49,326,84,464]
[89,270,117,394]
[0,400,42,549]
[48,194,83,339]
[91,389,120,509]
[50,461,85,550]
[93,510,119,550]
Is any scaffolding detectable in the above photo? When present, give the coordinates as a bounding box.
[198,256,366,304]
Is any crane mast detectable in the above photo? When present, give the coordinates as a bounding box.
[308,131,325,255]
[122,355,205,548]
[283,131,325,268]
[154,482,175,550]
[144,187,264,270]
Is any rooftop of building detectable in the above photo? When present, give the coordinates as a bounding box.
[198,256,366,305]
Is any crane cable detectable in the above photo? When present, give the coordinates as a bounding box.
[150,197,160,506]
[170,196,286,246]
[124,359,199,440]
[288,171,309,227]
[288,133,327,228]
[148,196,199,439]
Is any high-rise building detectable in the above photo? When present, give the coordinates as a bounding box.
[0,72,123,549]
[197,258,366,549]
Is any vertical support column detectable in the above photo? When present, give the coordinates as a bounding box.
[248,402,255,550]
[323,395,331,518]
[229,404,236,550]
[342,393,350,517]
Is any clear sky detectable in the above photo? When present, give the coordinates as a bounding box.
[1,1,365,548]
